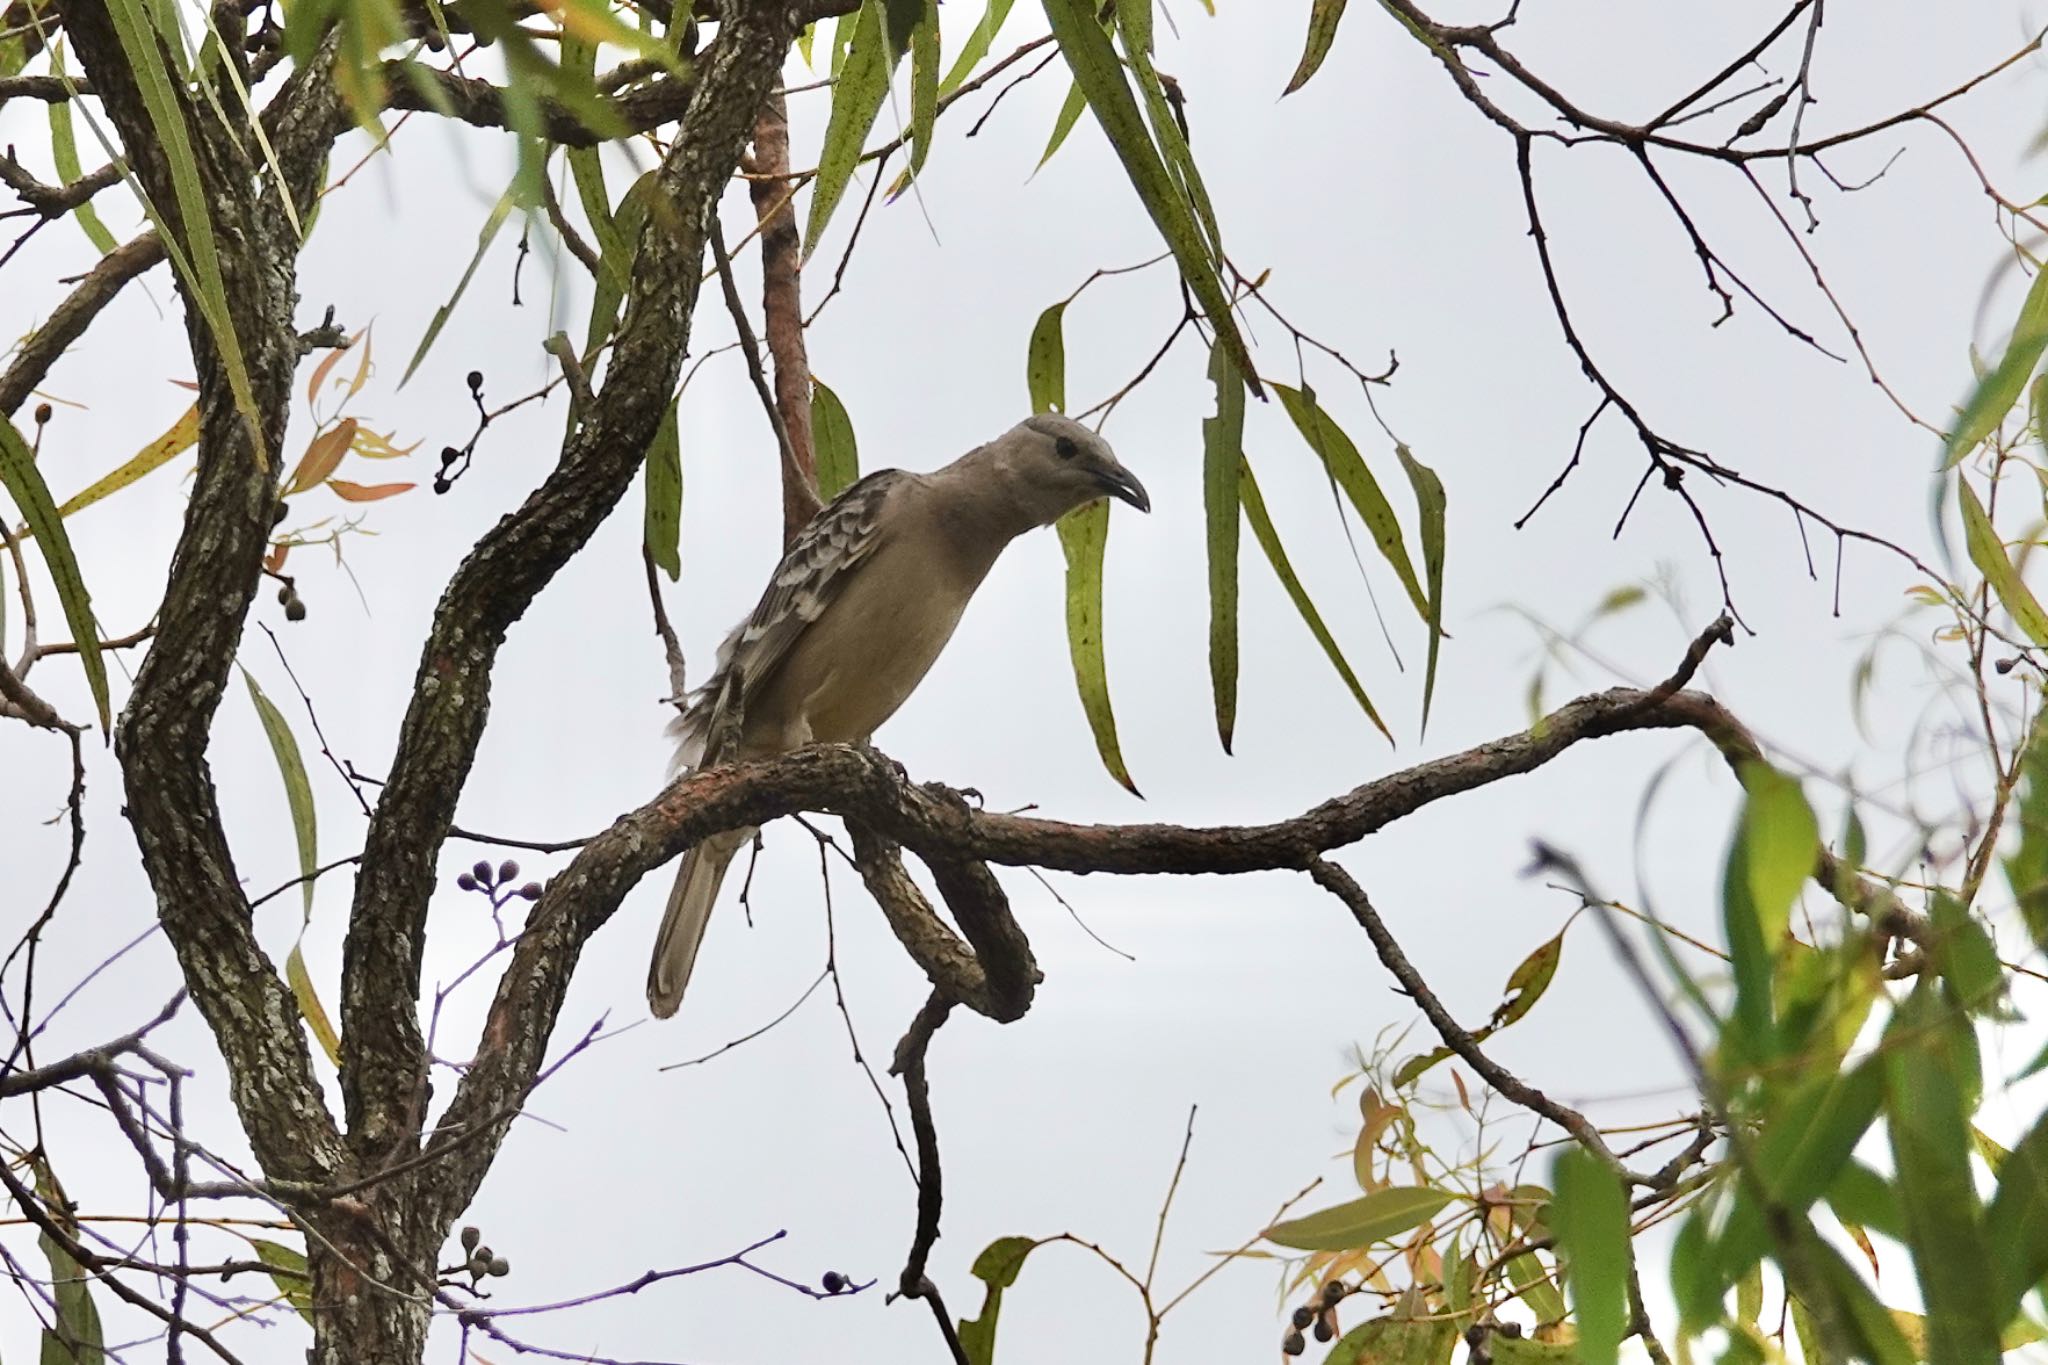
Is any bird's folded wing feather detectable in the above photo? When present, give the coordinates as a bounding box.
[670,468,911,770]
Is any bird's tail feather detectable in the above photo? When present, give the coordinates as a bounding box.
[646,827,755,1018]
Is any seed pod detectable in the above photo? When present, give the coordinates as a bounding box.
[821,1270,845,1294]
[460,1226,481,1252]
[1281,1329,1305,1357]
[284,597,308,622]
[473,860,494,885]
[518,883,543,901]
[498,860,520,885]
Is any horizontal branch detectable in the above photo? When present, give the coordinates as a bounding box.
[0,231,165,416]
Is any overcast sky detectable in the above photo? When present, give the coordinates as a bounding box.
[5,1,2047,1359]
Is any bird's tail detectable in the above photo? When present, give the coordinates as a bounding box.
[646,827,756,1018]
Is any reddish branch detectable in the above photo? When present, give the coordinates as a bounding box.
[747,90,823,543]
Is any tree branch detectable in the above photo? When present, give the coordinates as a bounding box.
[333,0,809,1206]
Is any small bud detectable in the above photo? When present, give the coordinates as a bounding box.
[487,1255,510,1277]
[284,597,308,622]
[456,873,477,892]
[34,402,52,425]
[1291,1307,1315,1330]
[1314,1315,1335,1343]
[518,882,543,901]
[497,859,520,885]
[466,370,484,392]
[1997,656,2018,675]
[473,860,494,885]
[440,445,461,466]
[460,1226,481,1252]
[433,476,450,495]
[1281,1329,1305,1357]
[821,1270,845,1294]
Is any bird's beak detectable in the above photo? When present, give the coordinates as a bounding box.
[1095,462,1151,513]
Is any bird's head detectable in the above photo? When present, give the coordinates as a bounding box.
[981,413,1151,528]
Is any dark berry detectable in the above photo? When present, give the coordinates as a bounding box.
[456,873,477,892]
[472,860,494,885]
[466,370,484,391]
[460,1226,480,1251]
[1314,1316,1334,1343]
[518,883,543,901]
[497,860,520,885]
[284,597,307,622]
[1292,1307,1314,1330]
[1281,1329,1305,1356]
[821,1270,845,1294]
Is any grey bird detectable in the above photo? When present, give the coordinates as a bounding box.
[647,412,1150,1018]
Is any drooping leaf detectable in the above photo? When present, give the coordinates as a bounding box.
[805,0,894,256]
[53,403,198,518]
[1958,477,2048,647]
[1026,302,1067,414]
[1885,982,2000,1365]
[1756,1060,1884,1210]
[1284,0,1349,94]
[99,0,266,464]
[957,1235,1040,1365]
[401,183,518,387]
[811,378,859,501]
[2005,704,2048,956]
[1040,0,1258,387]
[1739,760,1818,949]
[1396,932,1562,1087]
[644,399,682,581]
[1946,261,2048,465]
[1396,444,1446,735]
[1986,1101,2048,1318]
[1056,500,1137,794]
[1203,341,1244,751]
[1272,384,1428,618]
[1037,81,1089,169]
[243,668,317,915]
[1928,888,2004,1014]
[939,0,1016,95]
[907,0,940,175]
[1552,1147,1628,1365]
[1238,454,1391,741]
[250,1238,313,1322]
[0,417,108,731]
[47,43,116,254]
[1264,1186,1452,1252]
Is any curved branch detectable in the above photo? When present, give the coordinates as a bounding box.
[0,231,165,417]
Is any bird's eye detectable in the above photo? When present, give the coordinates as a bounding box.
[1055,436,1079,460]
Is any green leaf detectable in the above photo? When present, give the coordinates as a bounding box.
[956,1235,1039,1365]
[811,378,859,501]
[1026,302,1067,414]
[1056,500,1137,794]
[1885,983,2000,1365]
[1036,81,1088,169]
[1929,888,2004,1014]
[806,0,894,257]
[2005,704,2048,956]
[99,0,265,464]
[1508,1250,1567,1325]
[1947,261,2048,465]
[1492,1339,1579,1365]
[1957,477,2048,647]
[1827,1161,1905,1243]
[1284,0,1349,93]
[1553,1147,1628,1365]
[1394,932,1561,1087]
[1396,444,1446,736]
[1986,1102,2048,1317]
[243,667,317,915]
[1272,384,1428,619]
[250,1238,313,1323]
[47,43,115,254]
[1739,761,1818,949]
[907,0,940,175]
[644,399,682,581]
[0,417,109,731]
[401,183,517,387]
[1325,1314,1456,1365]
[1756,1060,1883,1210]
[1203,341,1244,752]
[939,0,1015,95]
[1040,0,1258,388]
[1238,454,1391,741]
[1263,1186,1451,1252]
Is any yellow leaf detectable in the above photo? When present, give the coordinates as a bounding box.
[52,404,199,519]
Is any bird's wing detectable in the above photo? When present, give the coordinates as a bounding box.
[671,468,912,769]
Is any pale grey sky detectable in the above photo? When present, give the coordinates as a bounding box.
[3,1,2044,1359]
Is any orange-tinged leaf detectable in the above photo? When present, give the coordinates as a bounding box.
[345,324,374,399]
[304,328,361,407]
[265,542,290,574]
[326,479,413,502]
[285,419,358,496]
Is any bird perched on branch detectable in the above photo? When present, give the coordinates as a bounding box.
[646,413,1150,1018]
